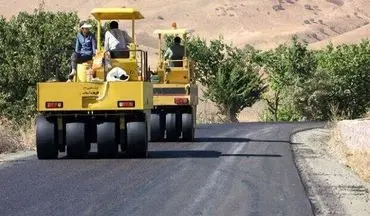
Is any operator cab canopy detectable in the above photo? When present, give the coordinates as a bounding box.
[153,28,195,37]
[90,7,144,20]
[90,7,144,51]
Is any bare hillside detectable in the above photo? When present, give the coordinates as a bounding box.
[1,0,370,50]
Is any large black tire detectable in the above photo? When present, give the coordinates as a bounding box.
[126,122,148,158]
[166,113,179,141]
[182,113,194,142]
[97,122,118,157]
[36,115,58,159]
[150,113,164,142]
[66,122,87,158]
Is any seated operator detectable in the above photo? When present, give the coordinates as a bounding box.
[103,21,132,70]
[163,36,185,67]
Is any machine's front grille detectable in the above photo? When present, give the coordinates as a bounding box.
[153,87,187,95]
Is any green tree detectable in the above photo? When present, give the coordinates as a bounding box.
[260,35,317,121]
[316,40,370,119]
[0,9,79,123]
[187,36,266,122]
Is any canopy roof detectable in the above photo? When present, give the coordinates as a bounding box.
[91,8,144,20]
[153,28,195,36]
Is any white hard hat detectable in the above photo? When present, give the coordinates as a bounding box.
[79,21,92,29]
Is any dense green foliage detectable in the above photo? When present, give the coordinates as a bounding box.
[187,37,266,122]
[0,9,79,123]
[316,42,370,119]
[0,8,107,123]
[260,37,370,121]
[259,36,318,121]
[1,8,370,124]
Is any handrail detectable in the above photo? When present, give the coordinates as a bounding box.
[103,48,150,82]
[160,58,192,84]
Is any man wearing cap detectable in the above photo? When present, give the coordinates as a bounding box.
[67,21,97,81]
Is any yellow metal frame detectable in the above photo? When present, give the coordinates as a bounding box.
[153,27,194,68]
[89,8,146,82]
[91,7,144,50]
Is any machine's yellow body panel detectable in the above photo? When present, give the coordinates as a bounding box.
[76,61,93,82]
[156,67,190,84]
[37,82,153,111]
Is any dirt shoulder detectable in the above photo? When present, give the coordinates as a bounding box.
[291,128,370,216]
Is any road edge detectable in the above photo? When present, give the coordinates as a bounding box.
[290,128,370,216]
[0,150,35,164]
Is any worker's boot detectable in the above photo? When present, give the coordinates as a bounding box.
[67,69,76,82]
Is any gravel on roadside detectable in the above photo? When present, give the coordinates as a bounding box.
[291,128,370,216]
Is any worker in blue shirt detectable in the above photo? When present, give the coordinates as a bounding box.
[68,21,97,81]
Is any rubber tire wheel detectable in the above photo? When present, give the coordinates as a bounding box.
[97,122,118,157]
[66,122,87,158]
[36,115,58,159]
[182,113,194,142]
[166,113,179,141]
[126,122,148,158]
[150,113,164,142]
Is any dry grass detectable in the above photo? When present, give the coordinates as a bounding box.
[196,100,225,124]
[346,150,370,181]
[328,123,370,182]
[197,111,224,124]
[0,117,35,154]
[365,110,370,119]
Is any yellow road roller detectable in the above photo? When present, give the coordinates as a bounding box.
[150,24,198,142]
[35,8,153,159]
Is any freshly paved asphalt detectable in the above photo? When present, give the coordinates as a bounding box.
[0,122,325,216]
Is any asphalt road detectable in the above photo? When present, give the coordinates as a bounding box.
[0,122,325,216]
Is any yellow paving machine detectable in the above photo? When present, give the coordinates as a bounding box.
[150,24,198,142]
[35,8,153,159]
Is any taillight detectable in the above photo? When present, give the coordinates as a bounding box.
[174,98,189,105]
[45,102,63,109]
[117,100,135,108]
